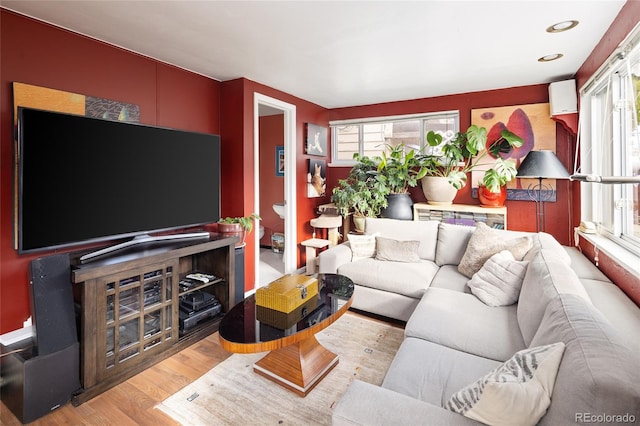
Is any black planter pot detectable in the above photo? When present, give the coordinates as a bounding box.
[381,193,414,220]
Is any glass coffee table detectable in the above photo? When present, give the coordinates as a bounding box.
[218,273,354,397]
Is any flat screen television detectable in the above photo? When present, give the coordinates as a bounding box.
[16,107,221,260]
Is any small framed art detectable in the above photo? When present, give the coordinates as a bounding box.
[305,123,327,156]
[276,146,284,176]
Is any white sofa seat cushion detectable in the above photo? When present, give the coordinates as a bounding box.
[405,288,526,361]
[382,337,501,406]
[337,258,438,299]
[430,264,471,293]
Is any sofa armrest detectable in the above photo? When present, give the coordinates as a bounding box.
[332,380,482,426]
[318,242,353,274]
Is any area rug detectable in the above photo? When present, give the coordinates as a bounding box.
[156,313,404,425]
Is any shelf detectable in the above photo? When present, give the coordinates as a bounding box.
[413,203,507,229]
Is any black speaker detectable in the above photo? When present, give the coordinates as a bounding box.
[1,342,80,423]
[234,246,245,305]
[29,253,78,356]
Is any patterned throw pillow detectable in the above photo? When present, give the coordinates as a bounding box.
[347,233,378,261]
[458,222,532,278]
[467,250,529,306]
[445,342,566,426]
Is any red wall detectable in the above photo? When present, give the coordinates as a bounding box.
[259,115,286,244]
[0,11,221,333]
[327,85,577,246]
[220,78,330,291]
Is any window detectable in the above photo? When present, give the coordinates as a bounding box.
[330,111,459,165]
[580,24,640,254]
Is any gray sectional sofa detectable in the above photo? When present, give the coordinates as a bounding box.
[319,218,640,425]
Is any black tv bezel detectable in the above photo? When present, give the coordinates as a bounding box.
[14,106,221,256]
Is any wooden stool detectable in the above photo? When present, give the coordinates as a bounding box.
[301,238,330,274]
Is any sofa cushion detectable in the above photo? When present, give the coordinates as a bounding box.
[337,257,438,299]
[382,337,501,406]
[467,250,529,306]
[458,222,533,278]
[517,249,591,345]
[405,288,526,361]
[375,236,420,263]
[434,222,475,266]
[531,294,640,425]
[445,342,565,426]
[346,232,378,261]
[429,264,471,293]
[365,217,439,261]
[333,379,484,426]
[580,278,640,351]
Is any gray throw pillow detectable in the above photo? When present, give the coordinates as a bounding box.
[458,222,532,278]
[375,236,420,263]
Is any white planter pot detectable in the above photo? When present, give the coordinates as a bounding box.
[421,176,458,205]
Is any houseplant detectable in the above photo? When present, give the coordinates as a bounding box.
[477,157,518,207]
[331,153,390,232]
[218,213,261,246]
[421,125,523,205]
[375,143,429,219]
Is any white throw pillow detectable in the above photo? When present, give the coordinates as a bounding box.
[467,250,529,306]
[445,342,566,426]
[347,233,378,261]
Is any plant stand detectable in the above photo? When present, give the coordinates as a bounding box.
[301,238,330,274]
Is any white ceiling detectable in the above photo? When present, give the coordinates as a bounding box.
[0,1,627,109]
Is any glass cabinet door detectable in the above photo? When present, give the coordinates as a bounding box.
[99,261,177,379]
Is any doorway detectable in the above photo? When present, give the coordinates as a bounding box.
[254,93,297,291]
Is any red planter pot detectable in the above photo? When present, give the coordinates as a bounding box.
[478,185,507,207]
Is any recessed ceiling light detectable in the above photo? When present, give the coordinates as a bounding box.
[538,53,564,62]
[547,20,579,33]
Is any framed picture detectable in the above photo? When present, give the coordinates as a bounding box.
[305,123,327,156]
[307,158,326,198]
[470,103,557,201]
[276,145,284,176]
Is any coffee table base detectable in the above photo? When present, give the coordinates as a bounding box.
[253,335,339,397]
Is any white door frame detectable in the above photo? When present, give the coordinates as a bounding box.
[253,93,297,290]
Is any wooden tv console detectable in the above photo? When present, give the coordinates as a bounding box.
[70,234,237,405]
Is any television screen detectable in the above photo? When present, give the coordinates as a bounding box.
[16,107,221,254]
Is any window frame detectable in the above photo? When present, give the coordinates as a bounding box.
[579,22,640,255]
[329,110,460,166]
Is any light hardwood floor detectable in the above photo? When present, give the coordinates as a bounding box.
[0,332,232,426]
[1,311,400,425]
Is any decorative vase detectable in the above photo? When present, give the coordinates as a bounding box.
[352,215,366,233]
[381,193,414,220]
[421,176,458,205]
[217,223,246,247]
[478,185,507,207]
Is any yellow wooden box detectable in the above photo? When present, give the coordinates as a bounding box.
[256,296,321,330]
[255,274,319,313]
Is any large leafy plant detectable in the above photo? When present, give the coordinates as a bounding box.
[375,143,429,193]
[424,125,523,190]
[331,153,390,217]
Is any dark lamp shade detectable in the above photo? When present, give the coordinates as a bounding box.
[516,150,570,179]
